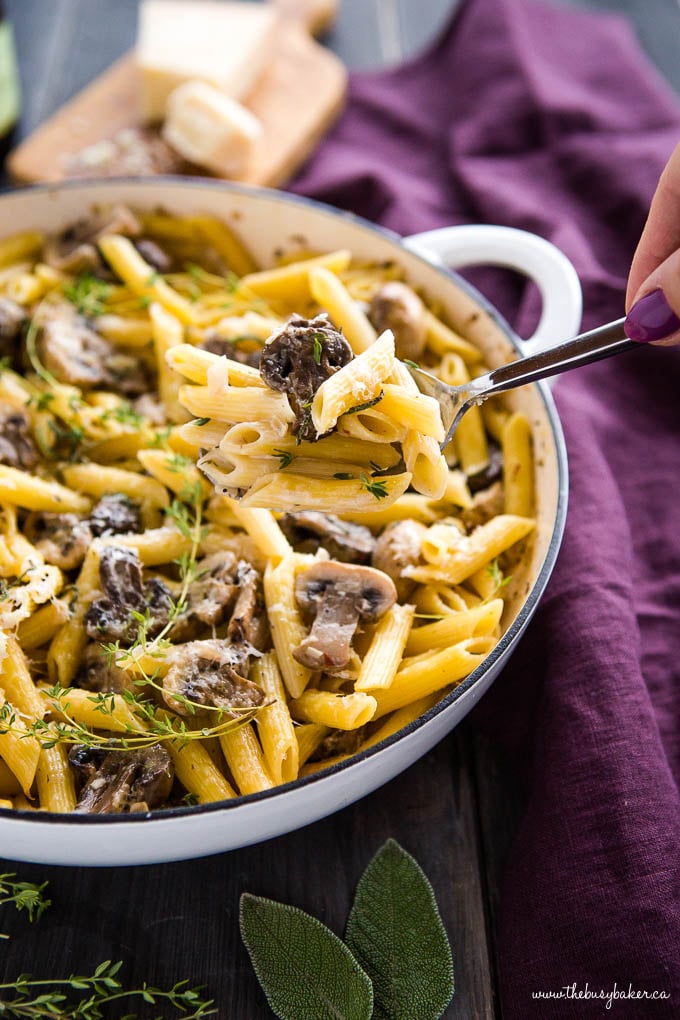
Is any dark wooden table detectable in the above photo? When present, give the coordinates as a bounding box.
[1,2,679,1018]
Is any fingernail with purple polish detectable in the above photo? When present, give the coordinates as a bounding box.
[624,288,680,343]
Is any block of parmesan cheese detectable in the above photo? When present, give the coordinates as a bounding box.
[163,81,262,178]
[137,0,278,122]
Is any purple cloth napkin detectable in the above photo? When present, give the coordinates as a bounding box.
[291,0,680,1014]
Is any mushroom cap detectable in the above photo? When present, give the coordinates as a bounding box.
[295,561,397,622]
[369,281,426,361]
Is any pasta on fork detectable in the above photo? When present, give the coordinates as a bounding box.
[0,207,535,815]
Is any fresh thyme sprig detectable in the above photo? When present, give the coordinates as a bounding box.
[486,558,512,596]
[274,448,294,470]
[0,960,216,1018]
[1,686,259,753]
[360,474,389,500]
[24,307,58,388]
[63,274,111,318]
[0,874,50,939]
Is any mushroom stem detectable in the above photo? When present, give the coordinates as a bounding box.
[293,588,361,670]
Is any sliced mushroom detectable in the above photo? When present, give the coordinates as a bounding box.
[279,511,375,565]
[201,334,262,368]
[459,481,505,532]
[69,743,173,814]
[88,493,142,537]
[162,638,265,717]
[467,442,503,493]
[43,205,141,275]
[0,297,27,365]
[169,551,239,642]
[78,643,133,694]
[36,302,148,395]
[310,725,368,762]
[259,313,353,441]
[84,546,172,645]
[24,511,92,571]
[227,561,270,653]
[371,519,426,601]
[37,304,111,388]
[133,392,167,426]
[0,411,38,470]
[294,561,396,671]
[133,238,172,273]
[368,282,426,361]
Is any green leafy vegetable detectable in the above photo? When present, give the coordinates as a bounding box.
[240,894,373,1020]
[191,417,211,427]
[345,840,454,1020]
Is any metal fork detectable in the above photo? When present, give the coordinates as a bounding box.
[406,317,637,450]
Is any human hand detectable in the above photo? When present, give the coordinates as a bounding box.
[625,141,680,345]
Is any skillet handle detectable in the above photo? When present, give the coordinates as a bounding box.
[403,224,583,356]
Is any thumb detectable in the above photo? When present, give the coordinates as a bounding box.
[624,247,680,346]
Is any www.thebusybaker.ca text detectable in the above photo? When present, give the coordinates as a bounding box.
[532,982,670,1010]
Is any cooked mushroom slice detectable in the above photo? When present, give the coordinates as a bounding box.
[227,561,270,652]
[169,551,239,642]
[37,303,112,388]
[78,643,132,694]
[259,313,353,441]
[371,519,426,601]
[84,546,172,644]
[201,334,262,368]
[467,442,503,493]
[133,238,172,273]
[69,744,173,814]
[88,493,142,537]
[368,282,426,361]
[310,726,368,762]
[133,392,166,426]
[36,302,149,395]
[162,638,265,717]
[0,297,27,365]
[43,205,141,275]
[294,561,397,671]
[459,481,504,532]
[0,411,38,470]
[279,511,375,565]
[24,511,92,571]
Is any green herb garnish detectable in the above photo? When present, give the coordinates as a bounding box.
[191,417,211,427]
[311,331,324,365]
[0,873,50,937]
[274,449,294,470]
[64,274,111,318]
[345,391,384,415]
[360,474,388,500]
[240,840,454,1020]
[0,960,216,1018]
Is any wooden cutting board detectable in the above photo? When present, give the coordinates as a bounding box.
[7,7,346,189]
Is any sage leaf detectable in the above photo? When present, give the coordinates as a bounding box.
[345,839,454,1020]
[240,893,373,1020]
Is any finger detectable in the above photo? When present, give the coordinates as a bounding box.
[624,246,680,345]
[626,141,680,309]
